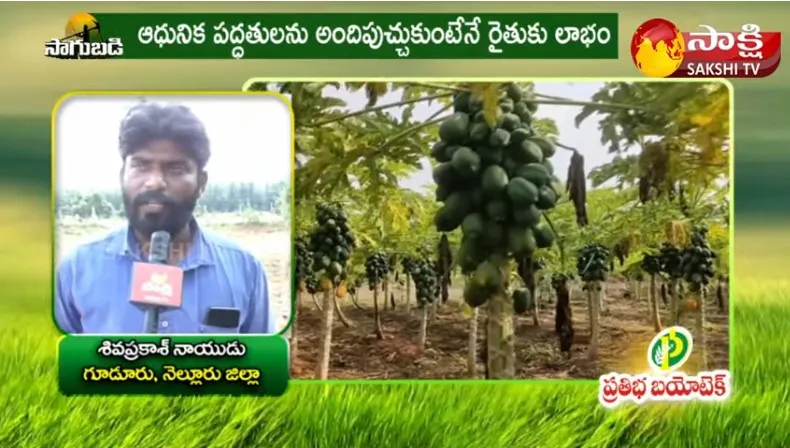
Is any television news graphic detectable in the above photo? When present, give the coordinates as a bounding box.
[598,326,731,407]
[45,13,619,60]
[204,307,242,328]
[129,230,184,333]
[631,19,781,78]
[44,13,123,59]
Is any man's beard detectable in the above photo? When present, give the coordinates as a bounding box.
[123,189,198,238]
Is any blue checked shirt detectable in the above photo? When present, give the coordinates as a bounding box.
[55,221,275,334]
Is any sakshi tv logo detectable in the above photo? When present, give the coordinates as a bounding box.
[631,18,781,78]
[598,326,731,408]
[44,12,123,59]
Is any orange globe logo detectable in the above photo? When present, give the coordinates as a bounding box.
[64,13,102,42]
[631,18,685,78]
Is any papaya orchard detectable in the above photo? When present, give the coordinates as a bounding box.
[252,80,731,379]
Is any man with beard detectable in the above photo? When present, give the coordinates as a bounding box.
[55,101,275,334]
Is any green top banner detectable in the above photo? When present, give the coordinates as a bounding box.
[46,13,619,60]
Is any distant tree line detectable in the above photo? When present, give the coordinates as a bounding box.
[57,181,289,219]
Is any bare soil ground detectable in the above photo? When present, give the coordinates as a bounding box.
[291,276,729,379]
[57,216,292,331]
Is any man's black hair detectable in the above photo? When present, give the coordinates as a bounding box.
[119,101,211,169]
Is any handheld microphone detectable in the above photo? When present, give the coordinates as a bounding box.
[129,231,184,334]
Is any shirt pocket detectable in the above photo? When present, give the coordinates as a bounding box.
[199,324,241,334]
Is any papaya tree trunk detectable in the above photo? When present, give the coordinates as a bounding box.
[670,278,680,326]
[555,280,574,358]
[314,287,334,379]
[518,256,538,326]
[291,291,301,359]
[373,284,384,339]
[310,294,324,312]
[696,287,708,370]
[297,288,303,311]
[649,275,662,332]
[333,294,353,328]
[405,273,412,306]
[430,297,439,321]
[441,281,449,305]
[587,281,600,360]
[486,288,515,379]
[467,306,478,377]
[384,279,393,310]
[716,278,727,313]
[418,304,428,351]
[350,293,364,310]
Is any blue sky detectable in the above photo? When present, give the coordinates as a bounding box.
[323,82,613,193]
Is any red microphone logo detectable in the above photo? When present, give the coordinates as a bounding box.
[130,262,184,308]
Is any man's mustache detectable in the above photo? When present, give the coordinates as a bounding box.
[132,191,177,209]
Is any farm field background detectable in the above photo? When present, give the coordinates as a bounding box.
[276,80,731,382]
[292,276,729,380]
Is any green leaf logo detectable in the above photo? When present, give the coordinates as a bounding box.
[647,326,693,372]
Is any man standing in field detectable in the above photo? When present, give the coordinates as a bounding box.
[55,101,276,334]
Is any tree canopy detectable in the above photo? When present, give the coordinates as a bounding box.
[253,81,729,275]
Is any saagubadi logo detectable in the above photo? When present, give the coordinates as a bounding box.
[631,18,781,78]
[44,13,123,59]
[598,325,732,408]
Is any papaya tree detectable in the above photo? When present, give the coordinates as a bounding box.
[577,244,610,360]
[292,236,313,358]
[575,82,728,198]
[658,243,684,325]
[307,202,355,379]
[428,83,567,378]
[622,260,644,301]
[576,82,730,329]
[400,255,417,307]
[403,191,448,308]
[552,272,575,357]
[640,252,663,332]
[364,251,389,339]
[350,186,429,320]
[419,80,661,377]
[680,226,717,371]
[576,82,730,279]
[708,223,729,313]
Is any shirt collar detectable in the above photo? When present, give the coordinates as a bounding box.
[104,219,216,269]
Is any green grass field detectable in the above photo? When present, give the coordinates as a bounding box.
[0,193,787,447]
